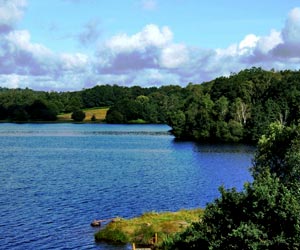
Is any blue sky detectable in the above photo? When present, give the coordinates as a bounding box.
[0,0,300,91]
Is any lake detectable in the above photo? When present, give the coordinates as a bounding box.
[0,123,254,250]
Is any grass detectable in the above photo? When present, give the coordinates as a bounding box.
[57,107,108,122]
[128,119,148,124]
[94,209,203,246]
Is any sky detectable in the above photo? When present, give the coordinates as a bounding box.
[0,0,300,91]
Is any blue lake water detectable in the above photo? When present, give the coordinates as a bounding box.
[0,123,254,250]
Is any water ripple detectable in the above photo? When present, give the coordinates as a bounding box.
[0,123,253,250]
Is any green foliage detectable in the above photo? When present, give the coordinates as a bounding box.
[105,110,124,123]
[168,68,300,143]
[12,107,29,122]
[253,122,300,187]
[71,110,86,122]
[133,224,156,245]
[128,119,147,124]
[94,209,203,246]
[164,173,300,250]
[95,225,129,244]
[168,111,186,138]
[27,100,57,121]
[163,123,300,250]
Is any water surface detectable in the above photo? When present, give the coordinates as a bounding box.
[0,123,254,249]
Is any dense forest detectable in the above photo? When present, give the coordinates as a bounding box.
[1,67,300,143]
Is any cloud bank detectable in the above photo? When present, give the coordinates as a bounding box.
[0,6,300,90]
[0,0,27,33]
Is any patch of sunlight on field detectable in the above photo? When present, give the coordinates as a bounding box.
[57,107,108,121]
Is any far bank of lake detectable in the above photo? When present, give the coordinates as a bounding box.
[0,123,254,250]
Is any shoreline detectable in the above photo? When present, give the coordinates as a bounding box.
[94,209,203,247]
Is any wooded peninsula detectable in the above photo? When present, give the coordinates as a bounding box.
[1,67,300,143]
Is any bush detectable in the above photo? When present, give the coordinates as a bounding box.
[105,110,124,123]
[71,110,86,122]
[164,173,300,250]
[91,114,96,121]
[163,123,300,250]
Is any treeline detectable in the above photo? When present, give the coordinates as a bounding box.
[107,67,300,143]
[168,68,300,143]
[0,85,158,122]
[1,67,300,143]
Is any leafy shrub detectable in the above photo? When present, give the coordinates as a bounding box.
[163,173,300,250]
[163,123,300,250]
[91,114,96,121]
[71,110,86,122]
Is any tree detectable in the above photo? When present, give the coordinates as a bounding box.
[163,173,300,250]
[252,122,300,188]
[12,106,29,122]
[71,110,86,122]
[168,111,186,138]
[27,100,57,121]
[0,105,8,120]
[231,98,251,125]
[163,122,300,250]
[213,96,229,121]
[105,109,124,123]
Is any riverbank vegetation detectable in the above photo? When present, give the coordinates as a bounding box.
[161,122,300,249]
[1,67,300,143]
[94,209,203,246]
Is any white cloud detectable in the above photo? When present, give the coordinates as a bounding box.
[6,30,53,58]
[160,44,189,68]
[94,24,179,75]
[0,0,27,33]
[216,34,260,58]
[0,74,26,88]
[272,7,300,58]
[60,53,89,72]
[1,6,300,91]
[106,24,173,53]
[213,8,300,74]
[238,34,259,54]
[282,7,300,44]
[256,30,282,54]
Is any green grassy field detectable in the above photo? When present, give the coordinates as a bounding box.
[57,107,108,122]
[94,209,203,246]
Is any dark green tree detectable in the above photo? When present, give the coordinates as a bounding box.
[163,172,300,250]
[105,109,124,123]
[71,110,86,122]
[163,123,300,250]
[252,122,300,188]
[12,106,29,122]
[91,114,96,122]
[27,100,57,121]
[0,105,8,120]
[168,111,186,138]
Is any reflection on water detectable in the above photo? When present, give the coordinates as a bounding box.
[0,123,254,250]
